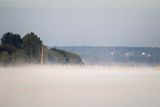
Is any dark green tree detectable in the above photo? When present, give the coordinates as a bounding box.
[0,51,10,64]
[0,44,17,54]
[22,32,42,62]
[11,49,26,63]
[1,32,22,48]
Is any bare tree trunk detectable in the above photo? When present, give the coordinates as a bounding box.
[40,45,44,64]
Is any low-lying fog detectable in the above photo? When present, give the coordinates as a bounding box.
[0,65,160,107]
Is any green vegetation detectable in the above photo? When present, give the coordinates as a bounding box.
[1,32,22,48]
[48,48,83,64]
[22,32,42,62]
[0,32,83,65]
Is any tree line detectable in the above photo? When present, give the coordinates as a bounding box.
[0,32,44,64]
[0,32,83,65]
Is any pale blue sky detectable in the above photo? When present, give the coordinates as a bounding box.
[0,0,160,47]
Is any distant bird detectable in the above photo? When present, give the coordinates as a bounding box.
[141,52,146,56]
[110,51,116,56]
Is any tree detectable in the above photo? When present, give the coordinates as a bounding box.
[0,51,10,64]
[1,32,22,48]
[11,49,26,63]
[0,44,17,54]
[22,32,42,62]
[40,44,48,64]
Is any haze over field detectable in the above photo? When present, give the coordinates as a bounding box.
[0,0,160,106]
[0,65,160,107]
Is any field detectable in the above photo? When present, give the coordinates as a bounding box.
[0,65,160,107]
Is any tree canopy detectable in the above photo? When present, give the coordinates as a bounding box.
[1,32,22,48]
[22,32,42,62]
[0,32,42,64]
[0,32,83,65]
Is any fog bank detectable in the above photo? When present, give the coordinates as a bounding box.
[0,65,160,107]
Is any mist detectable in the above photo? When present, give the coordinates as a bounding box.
[0,0,160,106]
[0,65,160,107]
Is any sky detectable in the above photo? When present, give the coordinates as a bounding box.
[0,0,160,47]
